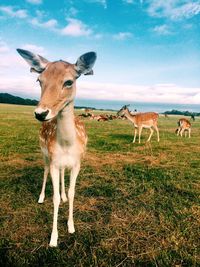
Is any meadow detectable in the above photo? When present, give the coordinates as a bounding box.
[0,104,199,267]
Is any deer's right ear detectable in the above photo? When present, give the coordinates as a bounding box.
[16,48,49,73]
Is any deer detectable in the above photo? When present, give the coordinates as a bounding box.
[176,118,191,138]
[17,48,97,247]
[117,105,160,143]
[190,114,195,121]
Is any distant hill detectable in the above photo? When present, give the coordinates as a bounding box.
[0,93,38,106]
[0,93,97,110]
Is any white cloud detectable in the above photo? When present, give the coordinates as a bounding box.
[153,24,172,35]
[0,40,10,53]
[0,58,200,105]
[146,0,200,20]
[172,2,200,19]
[123,0,134,4]
[61,18,92,37]
[68,7,79,16]
[92,0,107,9]
[94,33,103,39]
[30,18,58,29]
[113,32,132,40]
[0,5,94,38]
[21,44,46,55]
[123,0,144,5]
[76,81,200,104]
[0,75,39,98]
[0,51,40,98]
[35,10,46,18]
[26,0,42,4]
[0,6,28,18]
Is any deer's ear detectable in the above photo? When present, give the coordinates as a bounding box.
[16,48,49,73]
[75,52,97,76]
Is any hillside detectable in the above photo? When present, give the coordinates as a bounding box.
[0,93,96,110]
[0,93,38,106]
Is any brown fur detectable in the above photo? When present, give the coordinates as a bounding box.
[37,61,77,117]
[133,112,159,126]
[176,118,191,138]
[39,116,87,159]
[117,106,160,143]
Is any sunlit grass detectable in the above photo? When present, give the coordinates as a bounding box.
[0,104,199,266]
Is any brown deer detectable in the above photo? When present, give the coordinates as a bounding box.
[176,118,191,138]
[17,48,97,247]
[117,105,160,143]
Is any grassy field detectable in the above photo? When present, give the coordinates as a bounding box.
[0,103,199,267]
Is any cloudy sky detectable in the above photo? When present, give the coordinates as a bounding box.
[0,0,200,104]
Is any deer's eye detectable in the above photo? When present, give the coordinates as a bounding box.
[63,80,73,88]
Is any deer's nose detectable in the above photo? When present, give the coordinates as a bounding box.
[34,110,49,121]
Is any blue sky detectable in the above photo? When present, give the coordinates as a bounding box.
[0,0,200,104]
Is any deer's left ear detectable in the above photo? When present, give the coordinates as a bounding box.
[75,52,97,76]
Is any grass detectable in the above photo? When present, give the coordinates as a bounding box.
[0,103,199,267]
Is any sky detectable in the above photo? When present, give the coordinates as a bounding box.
[0,0,200,104]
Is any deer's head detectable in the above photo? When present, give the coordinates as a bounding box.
[17,49,97,121]
[117,104,130,116]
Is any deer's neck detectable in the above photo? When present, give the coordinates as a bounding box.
[125,110,136,124]
[57,101,76,145]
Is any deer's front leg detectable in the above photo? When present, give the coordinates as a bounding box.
[49,165,60,247]
[61,168,67,203]
[38,165,49,203]
[138,127,143,144]
[68,163,80,234]
[188,128,191,138]
[133,128,137,143]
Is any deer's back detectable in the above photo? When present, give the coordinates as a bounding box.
[134,112,158,125]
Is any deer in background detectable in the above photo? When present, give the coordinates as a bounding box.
[17,48,96,247]
[176,118,191,138]
[117,105,160,143]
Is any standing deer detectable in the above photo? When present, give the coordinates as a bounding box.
[176,118,191,138]
[117,105,160,143]
[17,48,97,247]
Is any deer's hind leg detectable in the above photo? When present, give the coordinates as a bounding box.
[154,125,160,142]
[147,127,154,142]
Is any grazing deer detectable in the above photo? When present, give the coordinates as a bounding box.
[85,108,93,114]
[164,113,169,118]
[117,105,160,143]
[176,118,191,138]
[17,48,97,247]
[191,114,195,121]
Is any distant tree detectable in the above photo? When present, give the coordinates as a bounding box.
[0,93,98,110]
[0,93,38,106]
[164,110,200,117]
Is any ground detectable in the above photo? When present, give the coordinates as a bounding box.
[0,104,199,267]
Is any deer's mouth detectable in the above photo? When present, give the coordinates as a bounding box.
[34,108,56,122]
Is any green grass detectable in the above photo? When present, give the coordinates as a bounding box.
[0,103,199,267]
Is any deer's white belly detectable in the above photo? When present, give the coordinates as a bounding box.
[134,123,152,129]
